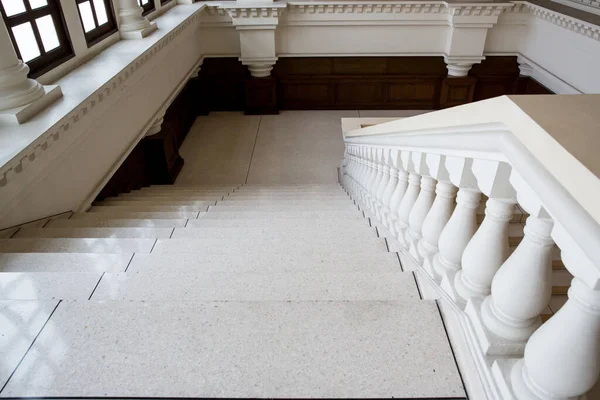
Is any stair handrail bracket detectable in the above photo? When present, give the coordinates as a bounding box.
[340,94,600,400]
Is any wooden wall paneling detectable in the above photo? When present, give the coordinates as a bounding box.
[197,58,247,111]
[244,77,278,115]
[439,77,477,108]
[469,56,520,101]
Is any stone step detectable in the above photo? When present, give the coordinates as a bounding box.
[71,211,199,219]
[198,211,366,220]
[215,199,354,206]
[0,272,102,300]
[14,227,174,239]
[0,253,132,273]
[0,238,155,254]
[208,205,359,212]
[126,252,401,274]
[95,199,218,206]
[47,218,188,228]
[89,205,210,213]
[229,194,351,199]
[152,237,388,253]
[92,271,417,301]
[143,185,238,190]
[186,218,370,229]
[112,194,225,201]
[170,226,377,240]
[0,300,464,398]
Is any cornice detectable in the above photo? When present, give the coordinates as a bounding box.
[447,4,513,17]
[287,3,445,14]
[225,7,284,18]
[524,1,600,40]
[0,7,205,188]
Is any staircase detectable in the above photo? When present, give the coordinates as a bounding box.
[1,183,472,398]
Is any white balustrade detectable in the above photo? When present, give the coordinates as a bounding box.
[341,97,600,400]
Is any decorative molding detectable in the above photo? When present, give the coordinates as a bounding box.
[525,1,600,41]
[287,3,445,15]
[223,6,284,19]
[0,6,206,189]
[447,5,511,17]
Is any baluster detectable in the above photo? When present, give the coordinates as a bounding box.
[469,215,554,355]
[380,150,401,229]
[407,152,437,261]
[374,149,392,220]
[367,149,384,213]
[455,161,517,304]
[387,154,409,236]
[509,269,600,399]
[431,157,481,288]
[394,152,421,248]
[363,148,378,205]
[418,155,457,274]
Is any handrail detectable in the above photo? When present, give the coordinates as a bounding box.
[340,94,600,399]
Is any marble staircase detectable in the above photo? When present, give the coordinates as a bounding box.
[0,183,471,398]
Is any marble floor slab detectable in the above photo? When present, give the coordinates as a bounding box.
[197,210,365,219]
[186,217,370,229]
[95,200,218,206]
[71,211,199,219]
[1,300,465,398]
[216,199,353,205]
[208,205,359,212]
[0,300,58,390]
[92,271,417,301]
[88,205,210,213]
[0,253,132,273]
[102,196,223,202]
[176,113,261,185]
[170,226,377,240]
[0,238,156,254]
[152,237,388,253]
[0,272,102,300]
[47,218,187,228]
[126,251,402,274]
[15,227,174,239]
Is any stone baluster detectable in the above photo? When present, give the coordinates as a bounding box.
[374,149,392,219]
[367,149,384,213]
[117,0,158,40]
[387,154,409,236]
[418,155,457,274]
[394,152,421,248]
[362,147,377,204]
[407,152,437,261]
[466,169,556,355]
[509,252,600,399]
[380,150,401,229]
[432,157,481,288]
[455,161,517,305]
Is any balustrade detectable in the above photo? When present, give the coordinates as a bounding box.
[340,128,600,400]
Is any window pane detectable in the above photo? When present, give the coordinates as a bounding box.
[1,0,26,16]
[12,22,40,62]
[28,0,48,10]
[78,1,96,33]
[35,15,60,52]
[141,0,150,5]
[93,0,108,26]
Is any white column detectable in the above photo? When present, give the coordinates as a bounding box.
[394,172,421,248]
[117,0,158,40]
[510,275,600,399]
[479,216,554,341]
[407,175,437,261]
[454,198,515,301]
[0,18,45,111]
[432,188,481,278]
[418,181,457,261]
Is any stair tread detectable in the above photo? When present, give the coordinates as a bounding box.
[186,218,370,228]
[71,212,199,219]
[0,300,464,398]
[92,271,417,301]
[15,227,174,239]
[126,252,402,274]
[47,219,188,228]
[0,272,103,300]
[152,237,388,253]
[0,238,155,254]
[170,226,377,240]
[198,211,366,219]
[0,253,132,273]
[89,205,210,212]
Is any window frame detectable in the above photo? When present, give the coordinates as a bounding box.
[160,0,173,5]
[139,0,155,16]
[0,0,74,79]
[75,0,118,48]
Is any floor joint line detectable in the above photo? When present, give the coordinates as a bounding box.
[124,253,136,272]
[0,300,62,394]
[245,116,262,184]
[88,272,105,300]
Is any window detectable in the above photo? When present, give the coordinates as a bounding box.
[160,0,173,5]
[75,0,117,47]
[137,0,155,16]
[0,0,73,78]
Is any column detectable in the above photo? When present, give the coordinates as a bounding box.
[117,0,158,40]
[478,216,554,344]
[510,276,600,399]
[454,198,515,302]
